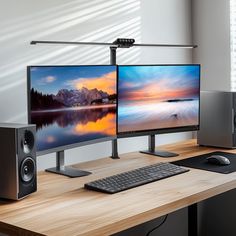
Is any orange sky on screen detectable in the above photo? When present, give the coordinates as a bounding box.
[75,71,116,94]
[124,81,195,101]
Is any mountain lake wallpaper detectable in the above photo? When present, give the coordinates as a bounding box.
[29,66,117,152]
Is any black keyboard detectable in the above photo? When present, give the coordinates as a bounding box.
[84,162,189,194]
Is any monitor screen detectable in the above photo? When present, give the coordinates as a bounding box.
[117,64,200,136]
[28,65,117,154]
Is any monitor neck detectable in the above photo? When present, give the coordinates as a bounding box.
[148,134,156,153]
[56,150,65,170]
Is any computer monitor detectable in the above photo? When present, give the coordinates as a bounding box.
[117,64,200,157]
[28,65,117,177]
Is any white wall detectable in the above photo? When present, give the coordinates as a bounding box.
[0,0,193,171]
[192,0,231,91]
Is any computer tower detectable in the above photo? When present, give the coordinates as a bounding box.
[0,123,37,200]
[197,91,236,148]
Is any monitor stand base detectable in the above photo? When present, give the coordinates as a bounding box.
[46,166,91,178]
[45,150,92,178]
[140,150,179,158]
[140,134,179,158]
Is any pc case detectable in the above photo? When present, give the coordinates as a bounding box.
[198,91,236,148]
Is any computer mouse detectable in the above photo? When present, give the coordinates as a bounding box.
[206,155,230,166]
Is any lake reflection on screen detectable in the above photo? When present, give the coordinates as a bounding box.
[118,100,198,133]
[32,105,116,151]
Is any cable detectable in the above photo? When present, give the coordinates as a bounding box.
[145,214,169,236]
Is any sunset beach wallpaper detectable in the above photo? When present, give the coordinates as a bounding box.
[29,65,117,152]
[118,65,200,133]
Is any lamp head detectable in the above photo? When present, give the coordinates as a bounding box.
[113,38,135,48]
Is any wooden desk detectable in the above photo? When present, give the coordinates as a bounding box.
[1,139,236,236]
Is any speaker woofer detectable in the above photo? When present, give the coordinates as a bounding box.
[22,130,35,154]
[20,157,35,183]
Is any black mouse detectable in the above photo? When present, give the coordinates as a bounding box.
[206,155,230,166]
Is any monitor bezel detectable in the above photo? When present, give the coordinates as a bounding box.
[27,65,118,156]
[117,64,201,139]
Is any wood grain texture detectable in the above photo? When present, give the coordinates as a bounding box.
[1,139,236,236]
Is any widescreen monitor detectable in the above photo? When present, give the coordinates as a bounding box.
[28,65,117,155]
[117,64,200,137]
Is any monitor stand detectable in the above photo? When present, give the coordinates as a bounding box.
[140,134,179,157]
[110,139,120,159]
[45,151,92,178]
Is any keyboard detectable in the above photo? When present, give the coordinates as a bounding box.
[84,162,189,194]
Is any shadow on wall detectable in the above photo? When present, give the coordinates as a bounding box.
[0,0,141,123]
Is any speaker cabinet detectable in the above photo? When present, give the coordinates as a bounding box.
[0,123,37,200]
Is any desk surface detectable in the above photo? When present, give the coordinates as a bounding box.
[1,139,236,236]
